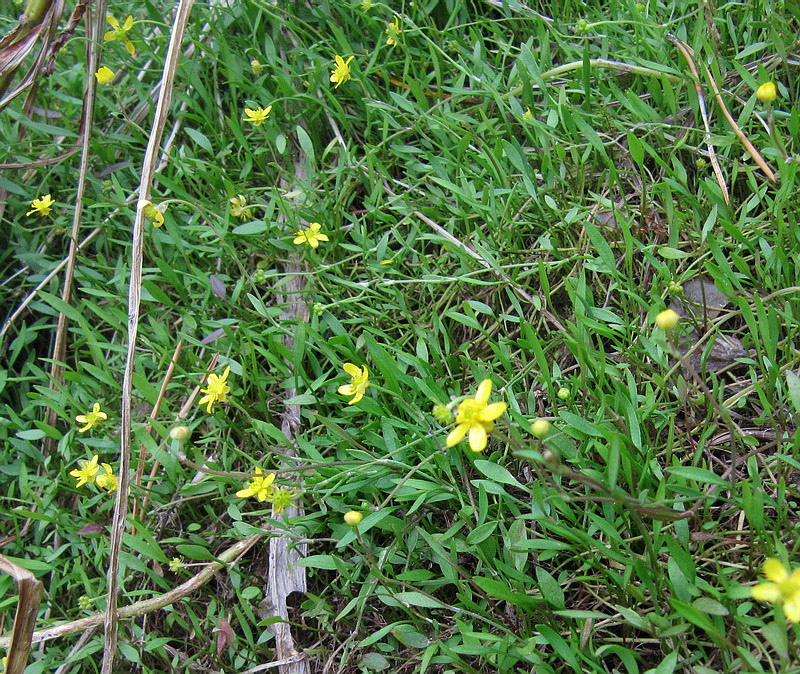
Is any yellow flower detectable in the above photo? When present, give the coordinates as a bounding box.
[95,66,115,85]
[292,222,329,249]
[142,200,165,227]
[229,195,253,221]
[752,558,800,622]
[236,467,276,501]
[655,308,679,330]
[522,107,534,122]
[756,82,777,103]
[330,55,354,88]
[198,365,231,413]
[27,194,55,217]
[338,363,370,405]
[386,16,401,46]
[75,403,108,432]
[104,15,135,55]
[250,59,263,75]
[445,379,507,452]
[243,105,272,126]
[344,510,363,526]
[70,455,100,488]
[168,557,184,572]
[95,464,118,492]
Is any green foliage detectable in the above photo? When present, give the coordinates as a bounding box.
[2,0,800,671]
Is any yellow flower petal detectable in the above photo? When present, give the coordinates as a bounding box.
[468,424,488,452]
[475,379,493,404]
[752,583,781,602]
[479,401,508,422]
[764,558,789,584]
[785,596,800,622]
[446,424,468,447]
[343,363,361,377]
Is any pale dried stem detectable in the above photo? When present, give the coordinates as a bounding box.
[0,535,261,649]
[102,0,195,670]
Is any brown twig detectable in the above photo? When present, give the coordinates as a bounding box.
[668,35,730,205]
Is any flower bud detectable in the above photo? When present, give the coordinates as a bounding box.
[655,309,679,330]
[530,419,551,438]
[756,82,777,103]
[344,510,363,526]
[169,425,191,441]
[557,387,570,400]
[432,403,452,424]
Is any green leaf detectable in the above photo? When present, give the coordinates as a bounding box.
[761,620,789,658]
[297,125,315,165]
[233,220,268,235]
[656,246,692,260]
[359,653,390,671]
[473,460,523,488]
[691,597,729,616]
[472,577,540,607]
[393,591,446,609]
[536,623,580,669]
[536,566,565,609]
[284,394,316,405]
[176,544,219,561]
[786,371,800,416]
[296,555,340,570]
[466,520,497,545]
[666,466,727,486]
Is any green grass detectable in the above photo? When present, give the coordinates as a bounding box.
[2,0,800,671]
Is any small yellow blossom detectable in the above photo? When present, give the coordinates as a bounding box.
[104,15,135,55]
[168,557,184,572]
[446,379,507,453]
[229,195,253,221]
[756,82,777,104]
[95,66,115,85]
[75,403,107,432]
[338,363,370,405]
[655,308,679,330]
[27,194,55,217]
[198,366,231,413]
[752,558,800,622]
[95,463,118,492]
[344,510,363,526]
[250,59,263,75]
[243,105,273,126]
[386,16,401,46]
[236,467,276,501]
[142,200,165,227]
[330,55,354,88]
[522,107,534,122]
[70,455,100,488]
[530,418,551,438]
[293,222,329,249]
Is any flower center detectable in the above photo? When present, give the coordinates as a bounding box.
[457,398,484,423]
